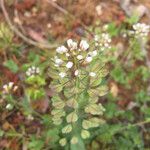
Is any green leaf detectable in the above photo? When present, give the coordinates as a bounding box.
[4,59,19,73]
[126,15,139,25]
[26,75,46,86]
[0,129,4,137]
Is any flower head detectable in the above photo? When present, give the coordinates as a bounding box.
[95,33,111,50]
[2,82,18,94]
[26,66,40,76]
[132,23,150,38]
[56,45,68,54]
[59,72,66,78]
[80,40,89,50]
[66,61,73,69]
[67,39,77,50]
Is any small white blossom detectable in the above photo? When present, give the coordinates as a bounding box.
[26,66,40,77]
[8,82,14,89]
[2,82,18,94]
[66,53,70,57]
[74,70,79,76]
[88,50,97,57]
[67,39,77,50]
[56,45,68,54]
[66,61,73,69]
[77,55,83,60]
[59,72,66,78]
[59,138,67,146]
[96,4,102,16]
[89,72,96,77]
[6,103,13,110]
[95,33,111,50]
[55,58,63,65]
[85,56,93,63]
[132,23,150,38]
[80,40,89,50]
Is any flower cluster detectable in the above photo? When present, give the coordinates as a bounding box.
[2,82,18,94]
[131,23,150,39]
[49,38,109,146]
[94,33,111,51]
[26,66,40,77]
[52,39,99,79]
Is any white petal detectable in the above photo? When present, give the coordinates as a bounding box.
[74,70,79,76]
[89,72,96,77]
[77,55,83,60]
[59,72,66,78]
[86,56,92,63]
[66,62,73,69]
[80,40,89,50]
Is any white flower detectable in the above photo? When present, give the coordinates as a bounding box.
[2,82,18,94]
[8,82,14,89]
[89,72,96,77]
[3,84,9,93]
[26,71,31,76]
[88,50,97,57]
[59,138,67,146]
[55,58,63,65]
[6,104,13,110]
[96,5,102,16]
[66,53,70,57]
[80,40,89,50]
[132,23,150,38]
[74,70,79,76]
[92,50,97,56]
[67,39,77,50]
[94,35,99,41]
[36,68,40,74]
[95,33,111,50]
[13,86,18,92]
[26,66,40,76]
[59,72,66,78]
[77,55,83,60]
[56,45,68,54]
[66,61,73,69]
[85,56,92,63]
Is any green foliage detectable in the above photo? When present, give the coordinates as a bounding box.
[4,59,19,73]
[49,38,109,148]
[0,23,13,48]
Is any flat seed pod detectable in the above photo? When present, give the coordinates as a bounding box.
[62,124,72,134]
[82,120,91,129]
[52,118,62,125]
[59,138,67,146]
[89,117,105,126]
[51,109,65,118]
[70,136,78,144]
[66,111,78,123]
[88,85,108,97]
[85,103,104,115]
[66,99,78,108]
[81,130,90,139]
[52,101,65,109]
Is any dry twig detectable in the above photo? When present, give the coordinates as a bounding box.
[0,0,58,49]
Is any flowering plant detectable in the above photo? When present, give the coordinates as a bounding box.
[49,36,110,146]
